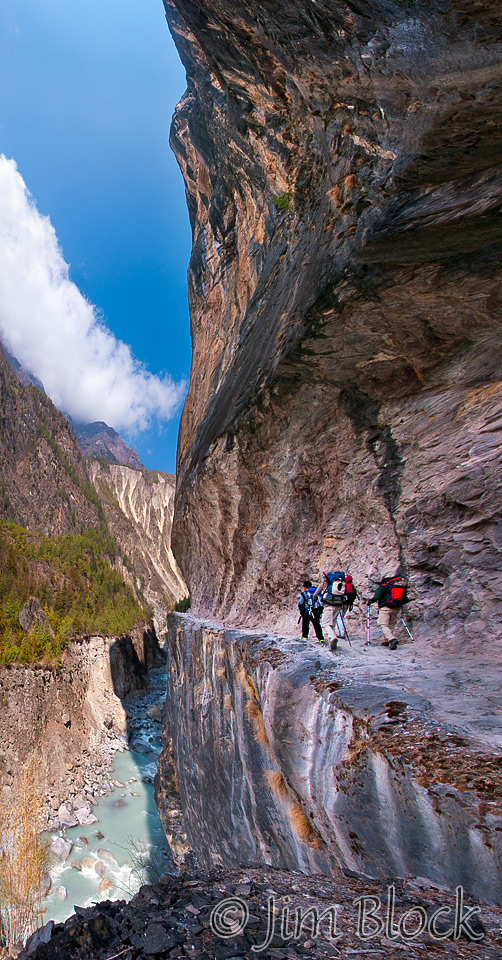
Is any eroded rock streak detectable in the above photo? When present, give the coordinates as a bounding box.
[157,615,502,902]
[88,461,187,630]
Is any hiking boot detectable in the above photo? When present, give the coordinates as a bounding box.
[389,639,398,650]
[381,641,390,647]
[330,639,338,652]
[301,637,309,641]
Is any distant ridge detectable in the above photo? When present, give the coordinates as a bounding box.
[3,346,144,471]
[5,349,45,393]
[72,420,144,470]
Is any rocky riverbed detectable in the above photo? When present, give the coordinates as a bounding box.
[45,661,168,832]
[0,629,162,826]
[44,664,173,922]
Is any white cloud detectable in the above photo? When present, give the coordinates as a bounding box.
[0,155,186,432]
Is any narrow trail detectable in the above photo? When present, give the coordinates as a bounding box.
[303,621,502,751]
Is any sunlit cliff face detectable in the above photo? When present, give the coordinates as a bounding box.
[164,0,502,642]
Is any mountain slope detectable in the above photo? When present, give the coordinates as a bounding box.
[0,342,150,662]
[88,460,187,631]
[0,341,102,536]
[72,420,144,470]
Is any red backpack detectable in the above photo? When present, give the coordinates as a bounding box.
[382,577,408,608]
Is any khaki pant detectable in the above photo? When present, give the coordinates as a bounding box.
[324,605,347,643]
[377,606,398,643]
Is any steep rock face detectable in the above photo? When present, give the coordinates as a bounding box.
[73,420,144,470]
[88,461,187,630]
[157,614,502,902]
[165,0,502,640]
[0,342,101,535]
[0,628,161,809]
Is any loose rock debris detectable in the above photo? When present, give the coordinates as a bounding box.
[19,866,502,959]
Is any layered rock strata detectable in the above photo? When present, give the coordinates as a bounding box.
[0,628,161,820]
[164,0,502,640]
[88,461,187,631]
[157,615,502,903]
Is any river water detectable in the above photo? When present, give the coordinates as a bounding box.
[43,668,173,924]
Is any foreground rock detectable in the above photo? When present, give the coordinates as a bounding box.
[156,615,502,903]
[165,0,502,644]
[19,598,55,640]
[19,868,502,960]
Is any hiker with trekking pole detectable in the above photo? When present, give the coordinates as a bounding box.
[314,571,358,653]
[298,580,325,643]
[366,572,414,650]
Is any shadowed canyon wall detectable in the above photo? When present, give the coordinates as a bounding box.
[164,0,502,640]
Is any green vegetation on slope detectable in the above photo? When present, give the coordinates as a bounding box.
[0,522,150,666]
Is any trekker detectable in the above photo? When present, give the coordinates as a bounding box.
[314,571,358,652]
[298,580,325,643]
[366,574,409,650]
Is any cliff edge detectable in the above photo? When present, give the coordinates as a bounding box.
[156,614,502,902]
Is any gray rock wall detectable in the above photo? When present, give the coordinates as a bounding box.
[157,614,502,903]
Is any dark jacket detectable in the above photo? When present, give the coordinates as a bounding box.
[298,587,323,614]
[367,584,390,608]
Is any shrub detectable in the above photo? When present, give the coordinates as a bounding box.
[273,192,293,212]
[0,762,52,951]
[174,596,191,613]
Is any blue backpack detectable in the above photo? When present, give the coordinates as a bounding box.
[298,587,323,614]
[323,572,346,606]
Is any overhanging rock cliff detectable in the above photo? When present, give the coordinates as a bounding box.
[156,614,502,903]
[164,0,502,639]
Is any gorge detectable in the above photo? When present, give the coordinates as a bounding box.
[5,0,502,955]
[87,460,187,634]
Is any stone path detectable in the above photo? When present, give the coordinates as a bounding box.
[304,627,502,751]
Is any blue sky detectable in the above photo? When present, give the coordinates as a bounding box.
[0,0,191,473]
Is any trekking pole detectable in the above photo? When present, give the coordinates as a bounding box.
[399,616,415,642]
[341,609,352,647]
[366,605,370,645]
